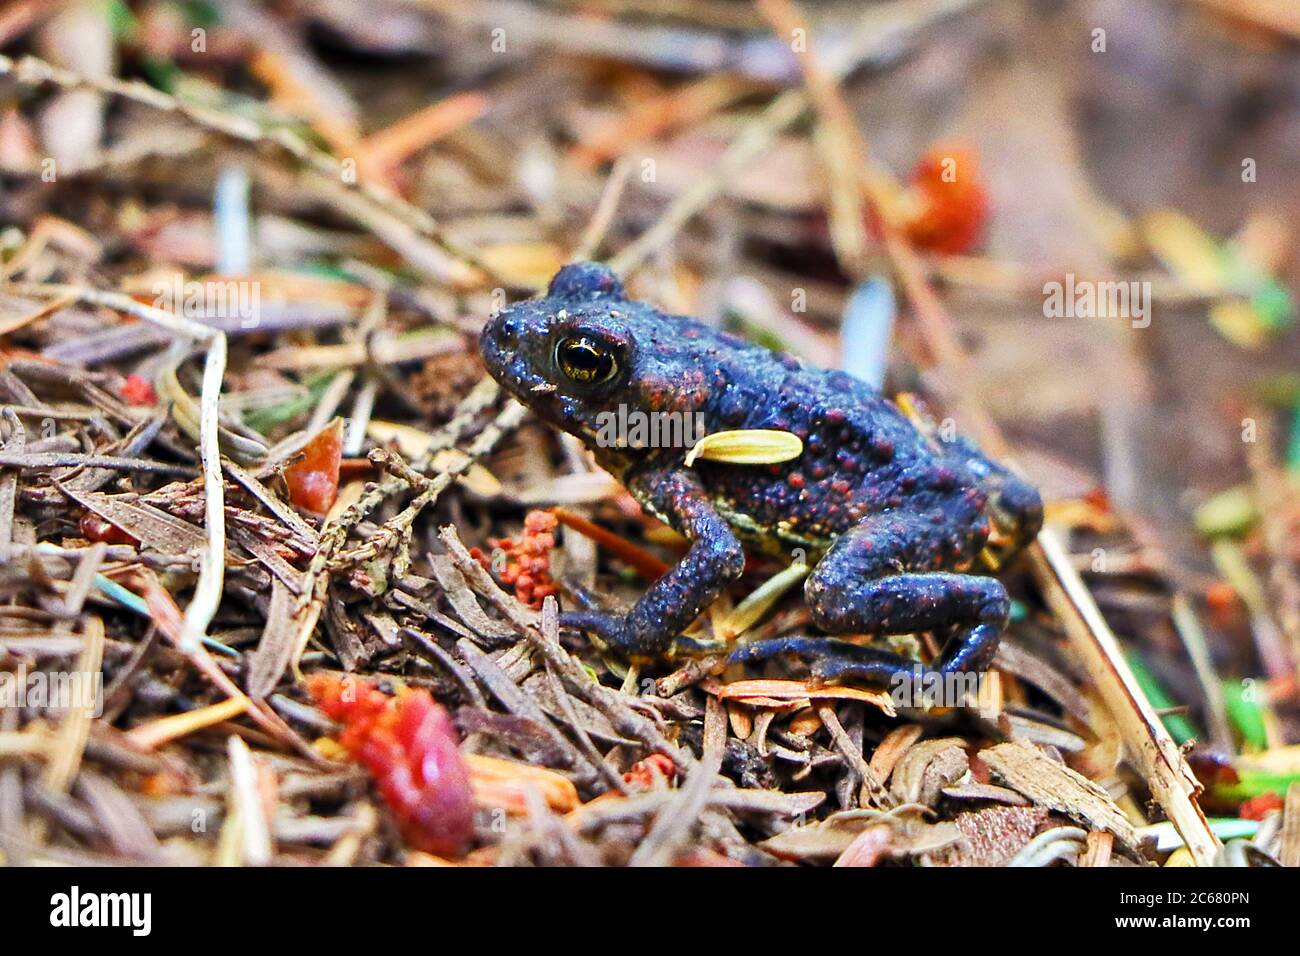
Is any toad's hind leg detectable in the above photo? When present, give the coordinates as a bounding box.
[729,514,1010,685]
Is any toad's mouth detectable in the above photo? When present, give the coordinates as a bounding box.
[477,335,538,403]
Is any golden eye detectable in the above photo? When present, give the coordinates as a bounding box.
[556,336,617,385]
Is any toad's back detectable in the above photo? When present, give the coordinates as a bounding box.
[623,312,991,554]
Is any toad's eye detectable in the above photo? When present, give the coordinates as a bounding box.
[555,335,617,386]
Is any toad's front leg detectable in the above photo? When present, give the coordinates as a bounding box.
[561,468,746,661]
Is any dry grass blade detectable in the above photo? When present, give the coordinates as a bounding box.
[125,696,251,752]
[58,542,106,619]
[245,579,300,700]
[1031,531,1219,864]
[1170,592,1233,751]
[224,735,273,866]
[717,563,809,640]
[157,359,269,466]
[39,616,104,796]
[817,704,894,808]
[0,452,193,475]
[607,89,808,276]
[0,409,21,549]
[1282,783,1300,868]
[754,0,869,277]
[572,157,634,261]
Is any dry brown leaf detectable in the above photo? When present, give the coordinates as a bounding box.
[979,740,1139,852]
[705,678,896,715]
[466,753,579,815]
[889,738,969,806]
[868,723,924,783]
[762,812,960,863]
[832,824,894,867]
[63,488,206,555]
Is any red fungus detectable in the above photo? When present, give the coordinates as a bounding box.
[309,675,475,857]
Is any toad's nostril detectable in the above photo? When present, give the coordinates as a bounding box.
[497,318,519,344]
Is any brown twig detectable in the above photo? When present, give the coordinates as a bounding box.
[441,529,694,774]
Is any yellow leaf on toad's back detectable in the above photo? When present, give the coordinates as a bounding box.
[684,429,803,468]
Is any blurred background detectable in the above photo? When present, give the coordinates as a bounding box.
[2,0,1300,860]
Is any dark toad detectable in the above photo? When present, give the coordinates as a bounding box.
[478,262,1043,686]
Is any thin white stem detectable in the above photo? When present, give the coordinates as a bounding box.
[2,281,228,656]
